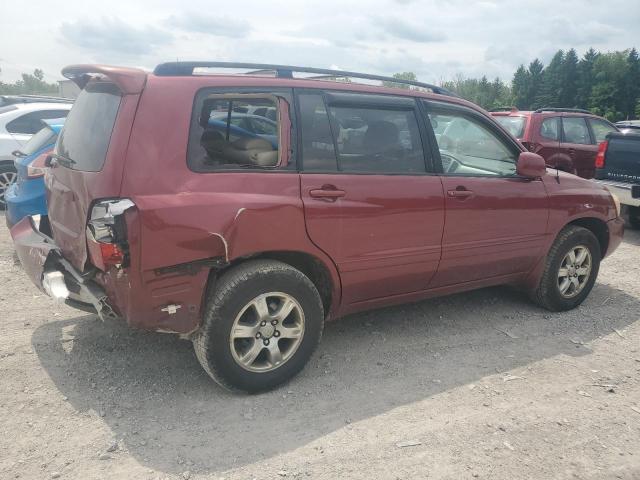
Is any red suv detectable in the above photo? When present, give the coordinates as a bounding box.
[490,108,618,179]
[11,63,624,392]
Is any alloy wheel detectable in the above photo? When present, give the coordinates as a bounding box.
[229,292,305,372]
[0,170,17,207]
[557,245,592,298]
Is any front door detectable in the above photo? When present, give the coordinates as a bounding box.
[297,90,445,305]
[423,101,549,287]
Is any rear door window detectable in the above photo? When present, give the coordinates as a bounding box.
[561,117,591,145]
[188,95,282,171]
[325,104,426,173]
[540,117,560,140]
[55,82,121,171]
[588,118,617,143]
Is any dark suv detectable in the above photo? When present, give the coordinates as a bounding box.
[491,108,618,179]
[11,63,624,392]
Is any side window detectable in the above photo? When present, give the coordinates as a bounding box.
[298,93,338,171]
[428,108,518,176]
[6,110,69,135]
[6,112,40,134]
[325,104,425,173]
[188,95,281,171]
[589,118,616,143]
[540,117,560,140]
[562,117,591,145]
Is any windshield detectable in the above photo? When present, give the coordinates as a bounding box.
[494,115,526,138]
[55,82,121,171]
[21,126,57,156]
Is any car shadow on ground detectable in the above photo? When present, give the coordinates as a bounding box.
[31,280,640,475]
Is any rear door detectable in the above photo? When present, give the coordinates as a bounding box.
[560,115,597,178]
[298,90,445,305]
[531,116,563,164]
[46,80,140,270]
[423,100,548,287]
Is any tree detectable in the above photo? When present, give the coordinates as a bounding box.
[527,59,545,109]
[382,72,418,89]
[535,50,564,108]
[624,48,640,119]
[560,49,579,107]
[576,48,599,108]
[0,68,58,95]
[512,64,530,109]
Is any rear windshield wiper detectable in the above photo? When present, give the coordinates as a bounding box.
[50,153,76,168]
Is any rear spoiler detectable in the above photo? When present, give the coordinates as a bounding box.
[61,65,147,94]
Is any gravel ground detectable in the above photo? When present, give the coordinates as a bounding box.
[1,211,639,480]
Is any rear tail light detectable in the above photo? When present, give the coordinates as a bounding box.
[595,140,608,168]
[86,199,135,271]
[27,152,50,179]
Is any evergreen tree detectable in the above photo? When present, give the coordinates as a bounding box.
[624,48,640,119]
[512,64,530,109]
[536,50,564,108]
[527,59,545,109]
[577,48,599,108]
[561,49,579,107]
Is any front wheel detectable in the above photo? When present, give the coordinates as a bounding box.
[193,260,324,393]
[532,226,601,311]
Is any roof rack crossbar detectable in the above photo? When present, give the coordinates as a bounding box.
[153,61,457,96]
[489,106,518,112]
[534,107,591,114]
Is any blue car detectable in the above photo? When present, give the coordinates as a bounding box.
[5,119,65,229]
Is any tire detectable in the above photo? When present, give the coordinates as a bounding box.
[0,163,18,211]
[193,259,324,393]
[628,206,640,230]
[532,225,601,312]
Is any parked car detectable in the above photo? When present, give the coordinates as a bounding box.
[490,107,618,179]
[207,112,278,148]
[0,102,72,207]
[615,120,640,135]
[11,63,624,393]
[594,131,640,228]
[5,119,65,229]
[0,95,73,108]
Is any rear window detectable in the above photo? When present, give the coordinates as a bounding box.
[55,82,121,171]
[494,115,526,138]
[21,126,57,156]
[188,95,281,171]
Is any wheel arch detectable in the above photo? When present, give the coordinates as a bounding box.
[566,216,609,258]
[206,250,339,320]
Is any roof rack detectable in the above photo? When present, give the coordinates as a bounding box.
[153,61,457,97]
[0,94,73,104]
[534,107,591,114]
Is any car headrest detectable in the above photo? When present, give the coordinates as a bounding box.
[363,121,399,152]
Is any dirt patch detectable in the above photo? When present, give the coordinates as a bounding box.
[1,213,639,479]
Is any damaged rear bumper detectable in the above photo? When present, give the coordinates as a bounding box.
[10,215,119,321]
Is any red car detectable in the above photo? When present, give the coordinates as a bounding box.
[490,107,618,179]
[11,63,624,392]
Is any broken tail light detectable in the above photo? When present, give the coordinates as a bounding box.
[595,140,608,169]
[27,151,50,179]
[86,199,135,271]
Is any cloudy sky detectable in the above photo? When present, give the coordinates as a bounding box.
[1,0,638,84]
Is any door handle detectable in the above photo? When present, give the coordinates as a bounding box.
[447,188,474,199]
[568,148,576,157]
[309,187,346,201]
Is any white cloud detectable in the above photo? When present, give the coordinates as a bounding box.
[0,0,637,84]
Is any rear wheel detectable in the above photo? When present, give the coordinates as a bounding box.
[193,260,324,393]
[0,163,18,211]
[532,226,601,311]
[628,206,640,229]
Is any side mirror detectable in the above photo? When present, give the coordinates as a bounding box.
[516,151,546,178]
